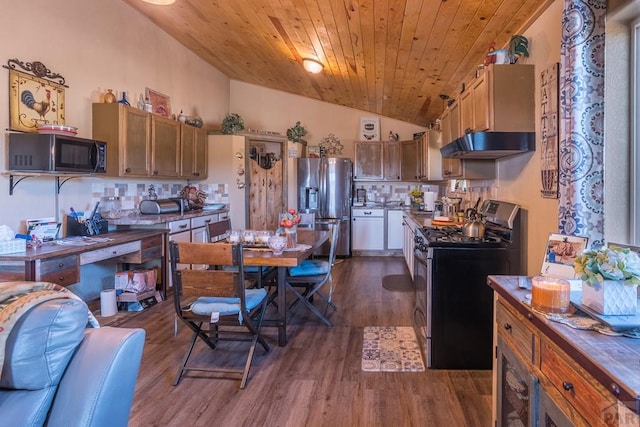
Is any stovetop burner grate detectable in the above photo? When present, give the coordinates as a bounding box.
[418,225,508,248]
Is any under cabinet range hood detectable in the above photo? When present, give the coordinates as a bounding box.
[440,132,535,159]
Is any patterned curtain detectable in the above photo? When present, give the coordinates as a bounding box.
[559,0,606,248]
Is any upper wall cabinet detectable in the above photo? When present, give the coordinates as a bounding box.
[180,124,208,180]
[354,141,384,180]
[93,103,208,179]
[457,64,535,137]
[150,114,181,177]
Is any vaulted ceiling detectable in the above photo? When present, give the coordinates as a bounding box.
[123,0,553,126]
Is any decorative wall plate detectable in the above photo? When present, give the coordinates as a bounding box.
[320,133,343,155]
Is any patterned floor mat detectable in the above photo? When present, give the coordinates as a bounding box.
[361,326,425,372]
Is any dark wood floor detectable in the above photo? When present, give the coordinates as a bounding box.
[113,256,492,426]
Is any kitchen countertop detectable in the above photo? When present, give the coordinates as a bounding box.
[106,207,229,226]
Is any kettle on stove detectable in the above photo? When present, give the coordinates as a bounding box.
[462,213,486,238]
[462,197,485,238]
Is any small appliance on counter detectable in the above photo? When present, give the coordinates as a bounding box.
[139,199,183,215]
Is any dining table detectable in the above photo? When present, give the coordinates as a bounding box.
[242,229,329,346]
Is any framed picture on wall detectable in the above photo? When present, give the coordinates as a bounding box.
[359,117,380,141]
[5,59,66,132]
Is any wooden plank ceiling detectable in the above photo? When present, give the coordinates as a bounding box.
[122,0,552,126]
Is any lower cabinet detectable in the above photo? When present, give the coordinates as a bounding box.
[145,212,230,289]
[352,208,384,251]
[402,214,416,278]
[386,209,404,250]
[494,296,639,427]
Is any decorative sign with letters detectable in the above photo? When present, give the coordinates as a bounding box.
[540,63,560,199]
[359,117,380,141]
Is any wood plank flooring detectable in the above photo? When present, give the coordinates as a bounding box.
[113,256,492,426]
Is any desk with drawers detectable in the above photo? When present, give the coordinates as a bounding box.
[0,229,167,298]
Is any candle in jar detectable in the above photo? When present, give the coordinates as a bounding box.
[531,276,570,313]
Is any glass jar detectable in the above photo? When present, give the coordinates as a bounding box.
[531,276,570,313]
[101,197,122,219]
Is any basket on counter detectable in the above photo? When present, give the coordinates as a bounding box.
[0,239,26,255]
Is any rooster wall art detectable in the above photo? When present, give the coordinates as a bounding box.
[8,68,65,132]
[21,89,51,119]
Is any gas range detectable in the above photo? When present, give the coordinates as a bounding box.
[412,199,522,370]
[414,199,520,250]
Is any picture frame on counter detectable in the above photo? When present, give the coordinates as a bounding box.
[5,58,67,132]
[145,87,171,117]
[540,233,588,279]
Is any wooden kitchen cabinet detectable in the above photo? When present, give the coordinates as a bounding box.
[456,64,535,139]
[93,103,151,176]
[353,140,408,182]
[180,125,208,179]
[419,130,442,180]
[490,276,640,427]
[93,103,207,179]
[400,139,420,181]
[150,114,181,177]
[354,141,384,180]
[384,141,401,181]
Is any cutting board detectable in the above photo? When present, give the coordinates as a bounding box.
[431,219,458,227]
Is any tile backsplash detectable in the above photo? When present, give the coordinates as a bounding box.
[91,181,229,212]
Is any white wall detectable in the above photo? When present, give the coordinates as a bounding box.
[230,80,430,206]
[0,0,230,232]
[496,0,564,274]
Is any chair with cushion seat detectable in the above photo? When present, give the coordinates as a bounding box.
[169,240,271,389]
[207,218,277,289]
[286,220,340,326]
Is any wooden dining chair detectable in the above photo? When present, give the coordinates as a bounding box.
[207,219,277,289]
[169,241,271,388]
[286,220,340,327]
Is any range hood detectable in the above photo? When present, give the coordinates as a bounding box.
[440,131,535,159]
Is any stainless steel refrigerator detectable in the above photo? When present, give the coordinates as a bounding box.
[298,157,352,257]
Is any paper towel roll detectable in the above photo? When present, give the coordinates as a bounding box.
[100,289,117,317]
[424,192,437,211]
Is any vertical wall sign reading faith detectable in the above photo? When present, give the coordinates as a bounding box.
[540,63,560,199]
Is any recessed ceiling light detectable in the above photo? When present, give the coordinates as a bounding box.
[302,58,324,74]
[141,0,176,5]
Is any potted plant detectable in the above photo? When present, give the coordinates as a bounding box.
[508,35,529,64]
[221,113,245,134]
[574,246,640,315]
[287,121,307,143]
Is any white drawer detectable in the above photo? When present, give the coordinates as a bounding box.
[79,241,141,265]
[168,219,190,234]
[352,208,384,217]
[192,214,218,229]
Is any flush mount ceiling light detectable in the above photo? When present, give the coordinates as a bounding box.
[302,58,324,74]
[140,0,176,5]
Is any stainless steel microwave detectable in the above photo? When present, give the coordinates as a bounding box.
[8,133,107,174]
